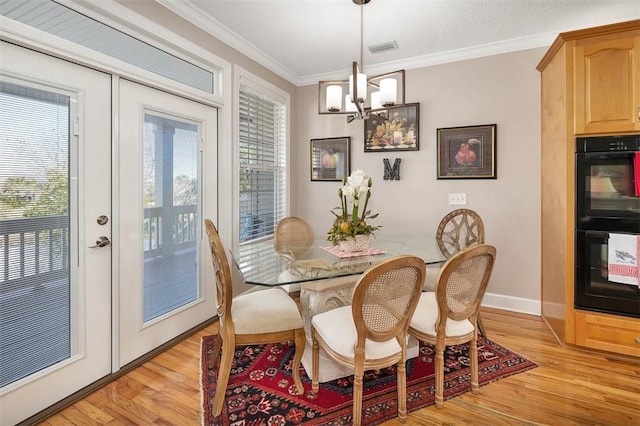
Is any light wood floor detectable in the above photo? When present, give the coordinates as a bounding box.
[38,308,640,425]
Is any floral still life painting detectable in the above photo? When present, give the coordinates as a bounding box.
[364,103,419,152]
[327,169,381,251]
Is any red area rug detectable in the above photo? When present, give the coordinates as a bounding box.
[200,335,536,425]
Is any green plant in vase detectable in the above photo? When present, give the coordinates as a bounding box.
[327,169,381,250]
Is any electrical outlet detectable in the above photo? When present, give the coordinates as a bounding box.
[448,193,467,205]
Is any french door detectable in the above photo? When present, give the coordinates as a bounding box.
[0,42,112,425]
[117,79,217,366]
[0,43,218,423]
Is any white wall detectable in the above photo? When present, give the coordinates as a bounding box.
[293,48,545,315]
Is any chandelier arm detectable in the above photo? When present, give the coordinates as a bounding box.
[353,61,363,116]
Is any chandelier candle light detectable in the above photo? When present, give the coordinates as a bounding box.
[328,169,381,252]
[319,0,406,123]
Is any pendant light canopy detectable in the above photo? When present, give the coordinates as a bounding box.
[318,0,406,122]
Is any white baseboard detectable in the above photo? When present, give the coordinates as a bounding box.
[482,292,541,316]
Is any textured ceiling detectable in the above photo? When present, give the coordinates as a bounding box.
[160,0,639,85]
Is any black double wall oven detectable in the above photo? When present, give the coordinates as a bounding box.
[575,135,640,318]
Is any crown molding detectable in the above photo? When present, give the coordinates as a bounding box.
[155,0,559,87]
[296,32,557,86]
[156,0,300,85]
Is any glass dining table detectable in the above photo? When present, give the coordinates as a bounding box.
[230,235,446,382]
[234,235,446,286]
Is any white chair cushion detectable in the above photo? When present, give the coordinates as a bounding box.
[409,292,475,337]
[311,306,402,361]
[232,288,303,334]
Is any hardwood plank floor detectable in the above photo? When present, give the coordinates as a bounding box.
[39,308,640,425]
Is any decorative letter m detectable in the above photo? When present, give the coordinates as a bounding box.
[383,158,401,180]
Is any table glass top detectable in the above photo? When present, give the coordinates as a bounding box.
[232,236,446,286]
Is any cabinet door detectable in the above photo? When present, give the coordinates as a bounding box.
[575,311,640,357]
[574,32,640,134]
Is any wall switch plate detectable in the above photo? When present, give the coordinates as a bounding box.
[448,193,467,205]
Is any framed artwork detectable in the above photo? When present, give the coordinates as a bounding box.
[364,103,419,152]
[436,124,497,179]
[310,137,350,181]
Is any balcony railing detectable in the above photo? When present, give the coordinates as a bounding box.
[0,205,197,294]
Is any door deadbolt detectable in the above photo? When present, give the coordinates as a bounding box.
[89,236,111,248]
[97,215,109,225]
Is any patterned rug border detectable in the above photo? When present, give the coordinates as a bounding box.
[200,336,538,425]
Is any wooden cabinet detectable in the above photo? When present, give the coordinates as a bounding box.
[574,31,640,134]
[575,311,640,357]
[537,20,640,356]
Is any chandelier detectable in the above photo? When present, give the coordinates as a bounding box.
[318,0,406,123]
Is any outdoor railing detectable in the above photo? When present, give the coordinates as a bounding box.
[0,215,70,294]
[1,205,197,294]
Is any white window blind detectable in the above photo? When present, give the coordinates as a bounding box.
[0,80,72,387]
[237,79,287,264]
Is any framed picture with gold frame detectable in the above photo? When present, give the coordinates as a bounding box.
[437,124,497,179]
[310,137,350,181]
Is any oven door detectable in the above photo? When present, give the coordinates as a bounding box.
[575,230,640,318]
[576,151,640,230]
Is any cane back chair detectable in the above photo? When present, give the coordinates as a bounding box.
[274,216,315,256]
[204,219,306,417]
[311,255,425,425]
[409,244,496,408]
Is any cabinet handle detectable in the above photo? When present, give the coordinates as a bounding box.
[635,338,640,344]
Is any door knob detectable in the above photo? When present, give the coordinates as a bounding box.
[89,236,111,248]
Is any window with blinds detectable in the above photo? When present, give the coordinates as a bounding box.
[238,81,287,251]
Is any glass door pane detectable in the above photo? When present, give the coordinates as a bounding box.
[143,113,199,322]
[0,81,71,386]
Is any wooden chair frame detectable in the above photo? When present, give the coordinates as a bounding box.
[409,244,496,408]
[436,208,485,259]
[311,255,425,425]
[204,219,306,417]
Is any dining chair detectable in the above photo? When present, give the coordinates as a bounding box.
[310,255,425,425]
[274,216,315,295]
[204,219,306,417]
[436,208,485,259]
[424,208,488,336]
[409,243,496,409]
[274,216,314,256]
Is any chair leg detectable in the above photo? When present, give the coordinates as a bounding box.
[212,333,235,417]
[470,335,479,394]
[352,364,364,426]
[397,359,407,422]
[311,330,320,394]
[291,328,305,395]
[209,334,223,370]
[435,342,445,408]
[477,313,487,337]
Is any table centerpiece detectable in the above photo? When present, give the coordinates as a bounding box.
[327,169,381,252]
